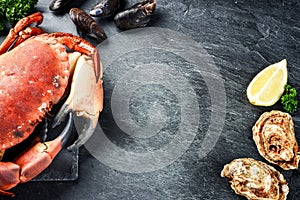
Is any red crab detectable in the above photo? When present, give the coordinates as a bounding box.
[0,12,103,196]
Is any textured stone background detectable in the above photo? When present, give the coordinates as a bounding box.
[1,0,300,199]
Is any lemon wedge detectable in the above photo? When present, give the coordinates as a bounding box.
[247,59,288,106]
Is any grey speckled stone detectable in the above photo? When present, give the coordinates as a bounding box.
[0,0,300,199]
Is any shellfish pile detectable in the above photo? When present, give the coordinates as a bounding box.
[222,110,300,200]
[50,0,156,42]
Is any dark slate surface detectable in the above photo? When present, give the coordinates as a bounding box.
[1,0,300,199]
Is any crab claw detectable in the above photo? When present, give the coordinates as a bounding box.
[52,54,103,151]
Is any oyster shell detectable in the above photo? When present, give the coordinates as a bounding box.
[221,158,289,200]
[253,110,300,170]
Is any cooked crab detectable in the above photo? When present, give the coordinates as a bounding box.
[0,12,103,196]
[253,110,300,170]
[221,158,289,200]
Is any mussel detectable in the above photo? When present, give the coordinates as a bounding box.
[69,8,107,42]
[114,0,156,30]
[49,0,72,11]
[89,0,122,17]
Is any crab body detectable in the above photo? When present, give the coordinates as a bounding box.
[0,35,70,150]
[0,12,103,196]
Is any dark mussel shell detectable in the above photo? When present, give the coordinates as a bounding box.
[90,0,122,17]
[69,8,107,42]
[50,0,73,11]
[114,0,156,30]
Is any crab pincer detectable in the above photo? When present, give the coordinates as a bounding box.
[69,8,107,43]
[52,47,103,150]
[114,0,156,30]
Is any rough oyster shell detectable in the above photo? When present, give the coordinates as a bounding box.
[253,110,300,170]
[221,158,289,200]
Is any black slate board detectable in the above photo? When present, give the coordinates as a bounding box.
[0,0,300,199]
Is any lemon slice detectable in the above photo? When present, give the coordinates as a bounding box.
[247,59,288,106]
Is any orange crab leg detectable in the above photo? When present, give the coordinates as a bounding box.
[46,32,102,82]
[0,113,73,197]
[0,12,44,54]
[8,27,45,50]
[0,162,20,197]
[14,139,61,183]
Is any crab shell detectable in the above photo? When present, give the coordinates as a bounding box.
[0,35,74,150]
[252,110,300,170]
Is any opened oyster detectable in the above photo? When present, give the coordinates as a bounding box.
[221,158,289,200]
[253,110,300,170]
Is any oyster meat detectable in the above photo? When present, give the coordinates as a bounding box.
[253,110,300,170]
[221,158,289,200]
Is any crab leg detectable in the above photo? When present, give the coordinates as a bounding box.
[0,113,73,197]
[0,12,44,54]
[46,32,102,81]
[8,27,46,51]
